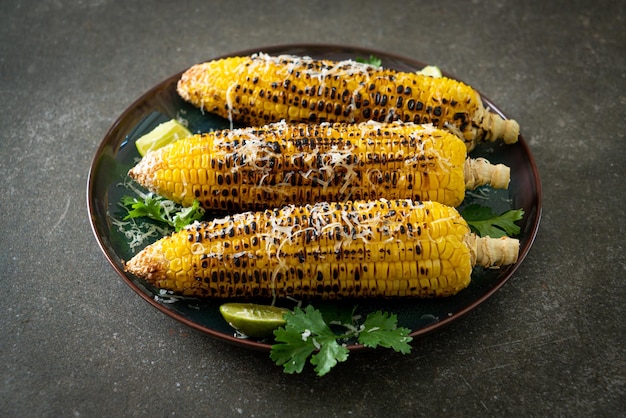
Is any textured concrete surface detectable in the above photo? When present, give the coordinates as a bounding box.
[1,0,624,416]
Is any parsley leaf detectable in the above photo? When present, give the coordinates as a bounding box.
[359,311,412,353]
[172,200,205,231]
[271,327,316,374]
[310,339,350,376]
[356,55,382,67]
[461,204,524,238]
[270,305,412,376]
[121,193,205,232]
[283,304,330,335]
[271,305,346,376]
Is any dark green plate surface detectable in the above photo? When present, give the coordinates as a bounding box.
[87,44,541,351]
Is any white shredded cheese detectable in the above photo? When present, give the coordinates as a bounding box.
[301,329,311,341]
[109,216,171,251]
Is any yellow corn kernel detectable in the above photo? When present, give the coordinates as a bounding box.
[129,121,510,211]
[177,53,520,150]
[125,199,519,300]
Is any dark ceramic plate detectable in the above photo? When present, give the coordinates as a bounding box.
[87,44,541,351]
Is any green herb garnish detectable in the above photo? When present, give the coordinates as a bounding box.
[121,193,205,232]
[270,305,412,376]
[356,55,382,67]
[461,204,524,238]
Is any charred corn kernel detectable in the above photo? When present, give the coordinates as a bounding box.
[124,199,520,300]
[177,53,519,150]
[128,121,510,211]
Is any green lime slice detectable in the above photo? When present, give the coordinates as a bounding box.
[416,65,442,78]
[219,303,290,338]
[135,119,192,156]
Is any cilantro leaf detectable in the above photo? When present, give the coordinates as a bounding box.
[270,305,412,376]
[121,193,205,232]
[310,339,349,376]
[461,204,524,238]
[356,55,382,67]
[285,305,335,337]
[121,194,163,220]
[358,311,413,353]
[271,305,341,375]
[271,327,316,374]
[172,199,205,231]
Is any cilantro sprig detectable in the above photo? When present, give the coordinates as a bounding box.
[461,204,524,238]
[121,193,205,232]
[270,305,412,376]
[356,55,383,67]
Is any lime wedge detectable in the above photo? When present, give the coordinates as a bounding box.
[417,65,442,78]
[135,119,192,156]
[219,303,290,338]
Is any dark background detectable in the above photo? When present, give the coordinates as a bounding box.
[1,1,624,416]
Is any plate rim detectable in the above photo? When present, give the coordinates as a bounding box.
[87,43,542,352]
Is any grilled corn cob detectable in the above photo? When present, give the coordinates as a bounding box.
[177,53,519,150]
[124,199,520,299]
[128,121,510,211]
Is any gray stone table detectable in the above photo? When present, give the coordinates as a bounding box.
[1,0,623,416]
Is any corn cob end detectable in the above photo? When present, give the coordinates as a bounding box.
[127,149,191,205]
[466,234,520,268]
[176,63,216,110]
[483,112,520,145]
[128,151,160,189]
[124,239,168,283]
[464,157,511,190]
